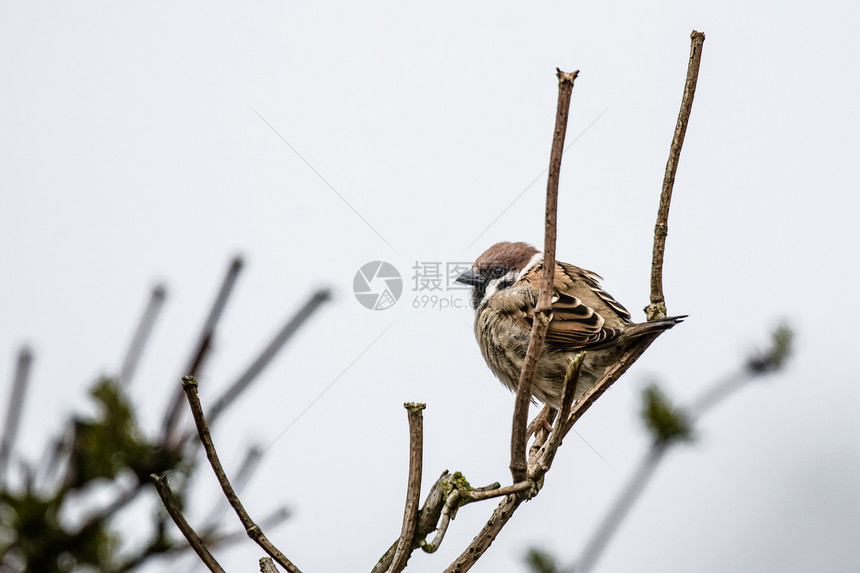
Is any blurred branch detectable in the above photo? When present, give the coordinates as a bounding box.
[162,256,244,445]
[120,284,167,386]
[3,257,320,573]
[207,288,331,426]
[0,346,33,486]
[646,30,705,321]
[179,375,302,573]
[386,403,426,573]
[511,68,579,483]
[151,473,225,573]
[203,506,292,548]
[115,505,291,572]
[525,547,562,573]
[571,441,666,573]
[572,322,793,573]
[74,481,146,539]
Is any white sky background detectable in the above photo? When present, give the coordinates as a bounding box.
[2,1,859,572]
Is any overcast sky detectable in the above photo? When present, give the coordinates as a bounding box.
[2,1,859,572]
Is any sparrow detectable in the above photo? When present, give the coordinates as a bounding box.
[456,241,684,409]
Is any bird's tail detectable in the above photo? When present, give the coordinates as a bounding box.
[625,315,687,338]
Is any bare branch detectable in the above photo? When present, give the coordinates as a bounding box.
[162,256,244,444]
[119,284,167,386]
[373,472,451,573]
[181,375,302,573]
[383,38,702,570]
[510,68,579,482]
[151,473,226,573]
[0,346,33,487]
[260,557,280,573]
[387,402,427,573]
[646,30,705,321]
[442,494,524,573]
[200,445,265,536]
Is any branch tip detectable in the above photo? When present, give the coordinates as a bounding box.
[556,68,580,83]
[387,399,426,572]
[649,29,704,316]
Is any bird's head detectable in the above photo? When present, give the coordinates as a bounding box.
[456,241,541,310]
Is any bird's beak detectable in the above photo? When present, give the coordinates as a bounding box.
[456,269,484,286]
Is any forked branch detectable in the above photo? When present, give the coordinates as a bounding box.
[442,32,704,572]
[180,375,302,573]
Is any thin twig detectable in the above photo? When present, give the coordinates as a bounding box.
[181,375,302,573]
[260,557,280,573]
[119,284,167,386]
[419,490,460,554]
[0,346,33,486]
[207,288,331,426]
[646,31,705,321]
[462,480,533,502]
[510,68,579,482]
[553,31,707,438]
[151,473,226,573]
[387,403,427,573]
[200,445,264,535]
[532,352,585,479]
[162,256,244,444]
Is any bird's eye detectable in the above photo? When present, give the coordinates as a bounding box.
[492,266,505,277]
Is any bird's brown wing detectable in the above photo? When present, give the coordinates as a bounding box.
[519,262,629,351]
[557,262,633,323]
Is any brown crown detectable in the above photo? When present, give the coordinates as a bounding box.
[474,242,539,272]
